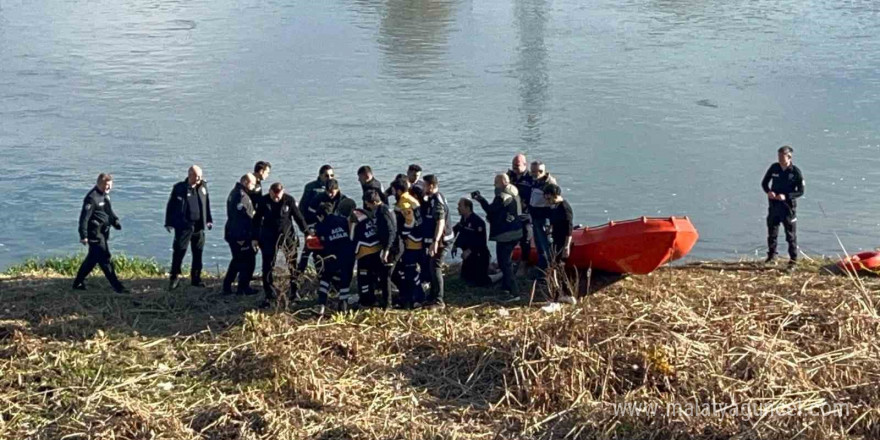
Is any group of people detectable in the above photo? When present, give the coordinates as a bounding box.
[71,155,576,313]
[71,146,803,312]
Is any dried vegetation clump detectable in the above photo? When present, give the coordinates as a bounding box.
[1,259,879,439]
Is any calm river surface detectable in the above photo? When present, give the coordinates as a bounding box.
[1,0,879,269]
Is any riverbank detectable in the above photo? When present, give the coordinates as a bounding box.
[1,257,878,439]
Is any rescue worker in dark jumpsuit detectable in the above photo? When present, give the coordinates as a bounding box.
[222,174,258,295]
[422,174,455,309]
[72,173,127,293]
[354,190,398,308]
[313,201,356,315]
[297,164,334,273]
[761,145,805,269]
[253,182,307,306]
[165,165,213,290]
[390,177,425,308]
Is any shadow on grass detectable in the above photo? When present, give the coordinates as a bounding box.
[443,265,626,308]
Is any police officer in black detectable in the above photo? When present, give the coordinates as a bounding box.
[297,164,334,273]
[164,165,213,290]
[223,173,258,295]
[422,174,454,309]
[72,173,127,293]
[252,161,272,199]
[761,145,805,270]
[253,182,307,305]
[357,165,388,204]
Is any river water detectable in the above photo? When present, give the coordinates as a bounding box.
[1,0,879,270]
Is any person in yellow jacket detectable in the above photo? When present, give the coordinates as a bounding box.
[389,176,425,308]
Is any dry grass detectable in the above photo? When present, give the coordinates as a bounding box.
[1,258,879,439]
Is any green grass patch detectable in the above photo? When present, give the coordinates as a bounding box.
[3,254,166,278]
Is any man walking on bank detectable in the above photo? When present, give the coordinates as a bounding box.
[165,165,213,290]
[761,145,804,271]
[72,173,128,293]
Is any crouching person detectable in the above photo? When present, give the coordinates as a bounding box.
[313,201,355,315]
[354,190,399,308]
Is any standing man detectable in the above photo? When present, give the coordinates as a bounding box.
[761,145,805,271]
[72,173,127,293]
[528,160,557,276]
[297,165,334,273]
[253,182,307,306]
[507,154,533,272]
[248,161,272,284]
[543,184,574,264]
[407,164,426,200]
[452,198,496,287]
[390,177,425,308]
[422,174,454,309]
[165,165,213,291]
[252,161,272,199]
[354,191,401,309]
[223,174,258,295]
[352,190,398,308]
[473,174,523,301]
[358,165,388,204]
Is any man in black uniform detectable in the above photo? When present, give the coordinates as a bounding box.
[358,165,388,204]
[761,145,805,270]
[165,165,213,290]
[506,154,533,272]
[248,161,272,284]
[422,174,454,309]
[452,198,494,287]
[223,173,258,294]
[297,164,334,273]
[253,182,307,306]
[72,173,128,293]
[353,190,398,308]
[252,161,272,199]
